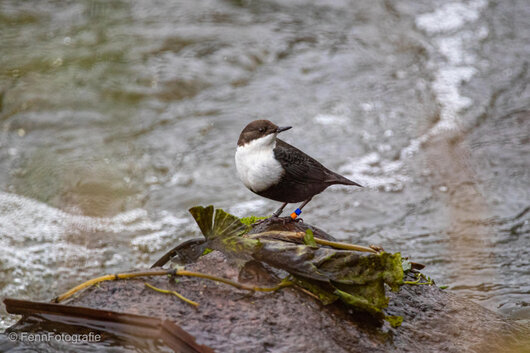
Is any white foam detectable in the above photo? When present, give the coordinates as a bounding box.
[433,66,477,113]
[341,1,488,191]
[0,191,187,240]
[438,36,467,65]
[169,172,194,186]
[339,152,410,192]
[400,0,488,159]
[313,114,349,126]
[415,0,487,35]
[132,230,178,253]
[0,191,189,301]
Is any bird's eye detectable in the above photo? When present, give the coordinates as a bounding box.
[258,127,265,133]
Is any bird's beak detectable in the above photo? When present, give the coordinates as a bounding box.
[276,126,292,133]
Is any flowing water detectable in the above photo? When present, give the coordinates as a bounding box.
[1,0,529,342]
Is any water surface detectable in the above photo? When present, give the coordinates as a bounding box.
[1,0,529,339]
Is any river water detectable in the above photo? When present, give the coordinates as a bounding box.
[1,0,529,336]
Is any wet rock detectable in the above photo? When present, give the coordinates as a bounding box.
[38,248,528,353]
[249,217,338,241]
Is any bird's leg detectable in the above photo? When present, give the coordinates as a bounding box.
[251,202,288,226]
[289,197,313,222]
[272,202,288,217]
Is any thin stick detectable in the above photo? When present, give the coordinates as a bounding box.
[314,238,377,253]
[144,283,199,308]
[247,231,377,253]
[54,269,292,303]
[54,270,170,303]
[297,287,321,301]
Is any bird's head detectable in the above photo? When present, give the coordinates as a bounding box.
[237,120,291,147]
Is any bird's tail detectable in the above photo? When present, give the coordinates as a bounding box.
[326,172,363,187]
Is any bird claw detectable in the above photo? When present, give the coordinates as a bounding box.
[280,216,303,224]
[251,216,301,226]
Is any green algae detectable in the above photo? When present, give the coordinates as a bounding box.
[404,272,434,286]
[385,315,403,328]
[201,248,213,256]
[240,215,268,225]
[303,229,318,247]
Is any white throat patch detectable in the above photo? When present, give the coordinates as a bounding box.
[235,134,284,193]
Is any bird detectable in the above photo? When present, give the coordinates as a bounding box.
[235,119,362,221]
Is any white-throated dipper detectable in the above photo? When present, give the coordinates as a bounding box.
[235,119,362,220]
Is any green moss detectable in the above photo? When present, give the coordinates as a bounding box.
[303,229,318,247]
[201,248,213,256]
[335,288,384,315]
[404,272,434,286]
[291,277,338,305]
[240,215,268,225]
[385,315,403,328]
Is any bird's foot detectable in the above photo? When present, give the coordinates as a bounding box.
[273,216,303,224]
[280,216,303,224]
[251,215,301,226]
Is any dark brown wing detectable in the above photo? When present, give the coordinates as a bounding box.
[273,139,360,186]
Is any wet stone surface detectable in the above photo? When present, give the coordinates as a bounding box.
[49,251,528,353]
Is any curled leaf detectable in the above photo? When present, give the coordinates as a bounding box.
[188,206,405,317]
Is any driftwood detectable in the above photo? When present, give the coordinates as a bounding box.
[2,298,213,353]
[2,209,528,352]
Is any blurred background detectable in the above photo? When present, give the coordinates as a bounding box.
[0,0,528,332]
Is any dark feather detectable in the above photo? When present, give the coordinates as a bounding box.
[273,139,361,187]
